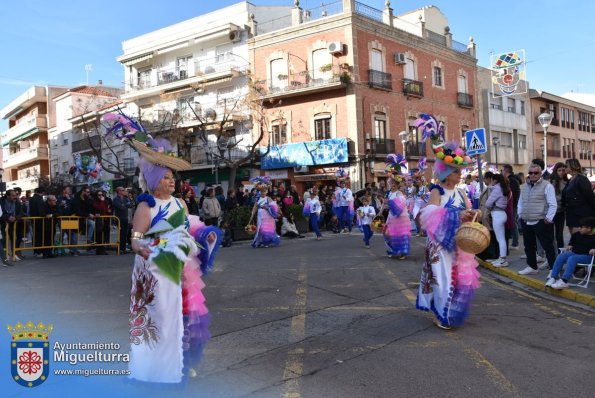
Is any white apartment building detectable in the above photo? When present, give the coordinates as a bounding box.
[117,1,292,190]
[49,85,122,187]
[477,66,532,171]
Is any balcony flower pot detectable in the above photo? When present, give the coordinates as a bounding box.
[319,64,332,73]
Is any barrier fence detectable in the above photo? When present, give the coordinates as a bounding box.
[3,216,121,259]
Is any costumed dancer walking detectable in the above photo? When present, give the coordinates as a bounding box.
[334,169,354,233]
[357,196,376,248]
[305,191,323,240]
[101,112,222,384]
[414,114,482,330]
[383,154,411,259]
[411,158,429,237]
[250,176,280,248]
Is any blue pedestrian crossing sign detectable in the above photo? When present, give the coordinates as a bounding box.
[465,128,487,156]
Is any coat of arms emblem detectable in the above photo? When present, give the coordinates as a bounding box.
[7,321,52,387]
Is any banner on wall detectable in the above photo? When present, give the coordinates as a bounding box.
[260,138,348,170]
[490,50,528,97]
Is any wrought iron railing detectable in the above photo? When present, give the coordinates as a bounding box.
[372,138,395,154]
[253,65,348,96]
[457,92,474,108]
[403,79,423,97]
[368,70,392,90]
[354,1,383,22]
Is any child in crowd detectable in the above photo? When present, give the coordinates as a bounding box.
[281,214,304,238]
[326,214,340,233]
[220,221,233,247]
[546,217,595,289]
[357,196,376,249]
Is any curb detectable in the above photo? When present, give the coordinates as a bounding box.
[477,258,595,309]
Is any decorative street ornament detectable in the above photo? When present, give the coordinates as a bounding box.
[490,49,527,97]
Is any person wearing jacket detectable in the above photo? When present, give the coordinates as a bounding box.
[43,195,62,258]
[72,187,96,245]
[92,190,112,255]
[113,186,134,254]
[562,158,595,234]
[29,187,47,257]
[502,164,521,249]
[201,188,221,226]
[0,190,24,261]
[485,174,511,267]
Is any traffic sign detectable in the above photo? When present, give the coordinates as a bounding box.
[465,128,487,156]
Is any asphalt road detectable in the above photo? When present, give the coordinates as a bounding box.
[1,233,594,398]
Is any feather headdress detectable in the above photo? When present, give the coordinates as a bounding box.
[385,153,407,183]
[250,175,272,188]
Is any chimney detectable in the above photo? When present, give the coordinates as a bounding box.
[97,80,103,85]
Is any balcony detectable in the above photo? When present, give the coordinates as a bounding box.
[122,54,249,101]
[3,147,49,169]
[405,142,425,157]
[403,79,424,97]
[1,115,47,146]
[5,175,40,192]
[255,65,348,100]
[372,138,395,154]
[457,92,474,108]
[72,135,101,153]
[188,144,248,167]
[368,70,392,91]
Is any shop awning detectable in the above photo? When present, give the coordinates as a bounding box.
[121,52,153,66]
[1,128,39,146]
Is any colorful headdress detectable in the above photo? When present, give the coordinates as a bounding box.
[102,112,191,193]
[335,168,349,182]
[250,176,272,189]
[385,153,407,184]
[415,113,472,181]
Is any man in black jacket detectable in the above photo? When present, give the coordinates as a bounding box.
[43,195,61,258]
[0,190,25,261]
[72,187,96,245]
[112,186,133,254]
[29,188,46,257]
[503,164,521,249]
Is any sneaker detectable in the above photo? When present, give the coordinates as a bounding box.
[398,255,407,260]
[486,258,499,263]
[550,279,569,290]
[518,266,538,275]
[433,319,452,330]
[510,245,520,250]
[34,253,44,259]
[537,261,549,270]
[2,259,13,267]
[491,258,509,267]
[545,277,556,287]
[365,245,370,249]
[536,255,546,263]
[12,255,22,262]
[520,254,527,259]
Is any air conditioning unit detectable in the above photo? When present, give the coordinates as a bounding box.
[394,53,406,64]
[229,28,241,43]
[328,42,345,55]
[365,142,371,150]
[294,166,309,173]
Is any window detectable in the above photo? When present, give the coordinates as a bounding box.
[373,116,387,141]
[578,111,591,132]
[490,95,503,110]
[370,49,383,71]
[507,98,516,113]
[52,163,59,176]
[457,75,467,94]
[51,138,58,148]
[520,100,525,115]
[270,58,287,90]
[313,49,332,80]
[494,131,513,147]
[177,96,193,118]
[62,161,69,173]
[518,134,527,150]
[404,58,416,80]
[62,134,68,146]
[433,66,443,87]
[315,117,331,140]
[216,86,234,106]
[271,123,287,145]
[176,56,192,79]
[137,68,151,88]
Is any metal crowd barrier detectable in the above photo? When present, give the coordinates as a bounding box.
[3,215,121,259]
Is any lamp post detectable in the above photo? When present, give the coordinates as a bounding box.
[399,130,410,170]
[540,144,545,159]
[538,112,554,170]
[588,149,593,177]
[492,136,500,171]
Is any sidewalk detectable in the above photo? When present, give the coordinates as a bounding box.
[477,248,595,308]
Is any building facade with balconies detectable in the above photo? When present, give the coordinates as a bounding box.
[530,89,595,176]
[0,85,69,192]
[251,1,478,191]
[49,86,122,187]
[476,66,532,172]
[117,1,292,192]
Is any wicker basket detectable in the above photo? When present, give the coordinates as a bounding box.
[244,224,257,236]
[455,214,490,254]
[371,216,385,234]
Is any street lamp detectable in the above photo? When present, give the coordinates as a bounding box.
[399,131,410,169]
[538,112,554,169]
[588,149,593,177]
[540,144,545,159]
[492,136,500,171]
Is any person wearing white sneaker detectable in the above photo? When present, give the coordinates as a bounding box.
[547,218,595,290]
[517,164,558,276]
[485,174,510,270]
[491,258,509,267]
[550,279,569,289]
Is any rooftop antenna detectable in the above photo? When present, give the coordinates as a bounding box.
[84,64,93,85]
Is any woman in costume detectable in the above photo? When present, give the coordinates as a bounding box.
[250,176,281,248]
[383,154,411,259]
[414,114,481,330]
[102,112,220,384]
[411,158,429,237]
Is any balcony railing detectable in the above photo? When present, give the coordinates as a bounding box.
[405,142,425,157]
[126,54,248,93]
[368,70,392,90]
[187,145,249,166]
[535,116,560,127]
[254,65,348,97]
[72,135,101,153]
[457,92,474,108]
[1,115,47,145]
[3,147,49,169]
[403,79,423,97]
[372,138,395,154]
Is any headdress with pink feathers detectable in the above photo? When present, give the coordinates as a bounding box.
[335,168,349,180]
[385,153,407,183]
[250,176,272,188]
